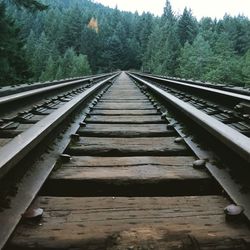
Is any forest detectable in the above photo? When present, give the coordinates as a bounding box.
[1,0,250,86]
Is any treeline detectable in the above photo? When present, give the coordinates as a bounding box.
[143,2,250,85]
[1,0,250,86]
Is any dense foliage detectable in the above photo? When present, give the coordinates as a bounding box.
[143,2,250,85]
[10,0,48,11]
[0,2,30,84]
[1,0,250,86]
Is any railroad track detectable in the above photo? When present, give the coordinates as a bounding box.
[131,72,250,136]
[0,73,108,98]
[0,73,114,146]
[1,72,250,249]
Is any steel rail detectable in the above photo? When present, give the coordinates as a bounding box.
[0,76,88,97]
[131,72,250,103]
[0,73,118,179]
[129,73,250,164]
[163,76,250,96]
[0,73,114,105]
[137,73,250,96]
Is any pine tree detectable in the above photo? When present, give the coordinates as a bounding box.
[178,35,214,80]
[162,27,181,75]
[177,7,198,46]
[102,34,123,71]
[39,56,57,81]
[62,6,85,54]
[205,32,244,85]
[126,37,141,69]
[162,0,175,24]
[199,17,216,41]
[138,12,153,55]
[220,15,250,55]
[242,49,250,85]
[81,24,100,72]
[55,65,64,80]
[114,21,128,68]
[30,32,58,80]
[72,54,91,76]
[44,8,64,49]
[61,48,77,77]
[0,3,30,85]
[10,0,48,11]
[25,30,37,62]
[143,24,162,73]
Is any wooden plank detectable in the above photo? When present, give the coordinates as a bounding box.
[44,156,217,196]
[86,115,164,124]
[105,90,143,93]
[51,158,208,181]
[90,109,158,115]
[101,97,147,100]
[103,93,145,97]
[56,156,196,167]
[8,196,250,249]
[98,98,151,104]
[94,103,154,110]
[78,124,175,137]
[66,137,191,156]
[50,165,210,181]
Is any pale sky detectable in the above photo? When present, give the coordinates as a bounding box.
[93,0,250,19]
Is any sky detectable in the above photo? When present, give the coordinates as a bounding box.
[93,0,250,19]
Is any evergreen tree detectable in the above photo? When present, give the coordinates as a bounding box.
[81,25,100,72]
[162,0,175,24]
[114,21,128,68]
[55,65,64,80]
[126,37,141,69]
[199,17,216,43]
[143,0,180,75]
[30,32,58,79]
[162,27,181,75]
[25,30,36,62]
[177,7,198,46]
[39,56,57,81]
[44,8,64,48]
[0,3,29,85]
[178,35,214,80]
[61,47,77,78]
[9,0,47,11]
[137,13,153,57]
[71,54,91,76]
[219,15,250,55]
[204,32,244,84]
[62,6,85,54]
[143,24,162,73]
[242,49,250,85]
[102,34,123,71]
